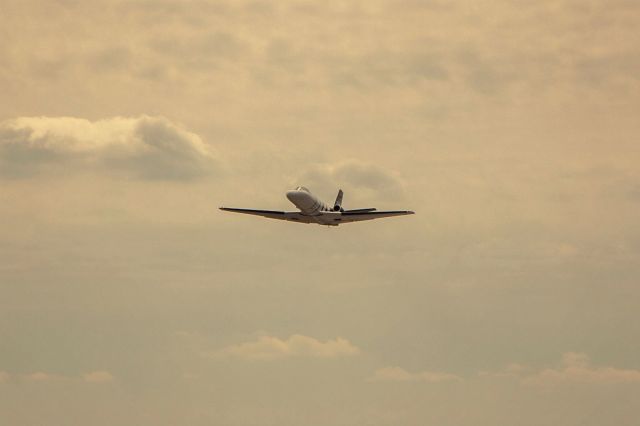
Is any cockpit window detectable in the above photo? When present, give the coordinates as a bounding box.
[295,186,310,192]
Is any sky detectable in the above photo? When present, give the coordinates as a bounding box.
[1,0,639,424]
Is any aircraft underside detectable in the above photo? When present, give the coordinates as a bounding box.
[220,187,414,226]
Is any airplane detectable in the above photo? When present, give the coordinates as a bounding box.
[220,187,414,226]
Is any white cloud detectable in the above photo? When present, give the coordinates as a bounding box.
[82,370,115,383]
[0,116,217,180]
[24,371,64,382]
[522,352,640,386]
[369,366,463,383]
[5,370,115,384]
[213,334,360,360]
[480,353,640,386]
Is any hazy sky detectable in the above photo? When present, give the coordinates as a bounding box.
[1,0,639,425]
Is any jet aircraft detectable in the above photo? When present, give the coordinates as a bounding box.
[220,187,414,226]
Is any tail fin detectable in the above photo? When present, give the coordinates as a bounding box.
[333,189,344,212]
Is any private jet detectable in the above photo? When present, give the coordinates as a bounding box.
[220,187,414,226]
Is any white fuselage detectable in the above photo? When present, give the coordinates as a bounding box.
[286,187,340,225]
[220,186,413,226]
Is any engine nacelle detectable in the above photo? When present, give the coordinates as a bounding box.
[333,189,344,212]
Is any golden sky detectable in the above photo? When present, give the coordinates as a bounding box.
[1,1,639,425]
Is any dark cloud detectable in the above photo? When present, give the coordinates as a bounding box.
[574,52,640,87]
[116,0,232,26]
[299,161,405,203]
[455,49,512,95]
[0,116,217,180]
[87,46,132,72]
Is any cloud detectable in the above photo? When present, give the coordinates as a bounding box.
[87,46,132,73]
[24,371,65,382]
[1,370,116,384]
[82,370,115,383]
[299,160,405,201]
[369,366,463,383]
[478,363,529,379]
[213,334,360,360]
[0,116,217,180]
[481,353,640,386]
[522,353,640,386]
[374,354,640,387]
[148,31,249,67]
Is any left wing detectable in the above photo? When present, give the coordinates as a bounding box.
[339,210,415,223]
[219,207,315,223]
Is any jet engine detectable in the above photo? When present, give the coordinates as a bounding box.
[333,189,344,212]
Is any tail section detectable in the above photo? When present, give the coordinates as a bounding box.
[333,189,344,212]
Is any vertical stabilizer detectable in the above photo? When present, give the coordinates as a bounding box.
[333,189,344,211]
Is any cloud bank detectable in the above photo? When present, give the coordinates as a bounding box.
[522,352,640,386]
[300,160,405,201]
[374,353,640,386]
[0,116,216,180]
[82,370,115,383]
[213,334,360,360]
[1,370,115,384]
[480,353,640,386]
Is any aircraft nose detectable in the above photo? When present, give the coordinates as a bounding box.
[286,190,315,210]
[286,190,302,202]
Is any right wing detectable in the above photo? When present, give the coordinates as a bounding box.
[342,208,376,213]
[339,210,415,223]
[219,207,314,223]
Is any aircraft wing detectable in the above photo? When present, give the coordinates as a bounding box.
[339,210,415,223]
[219,207,315,223]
